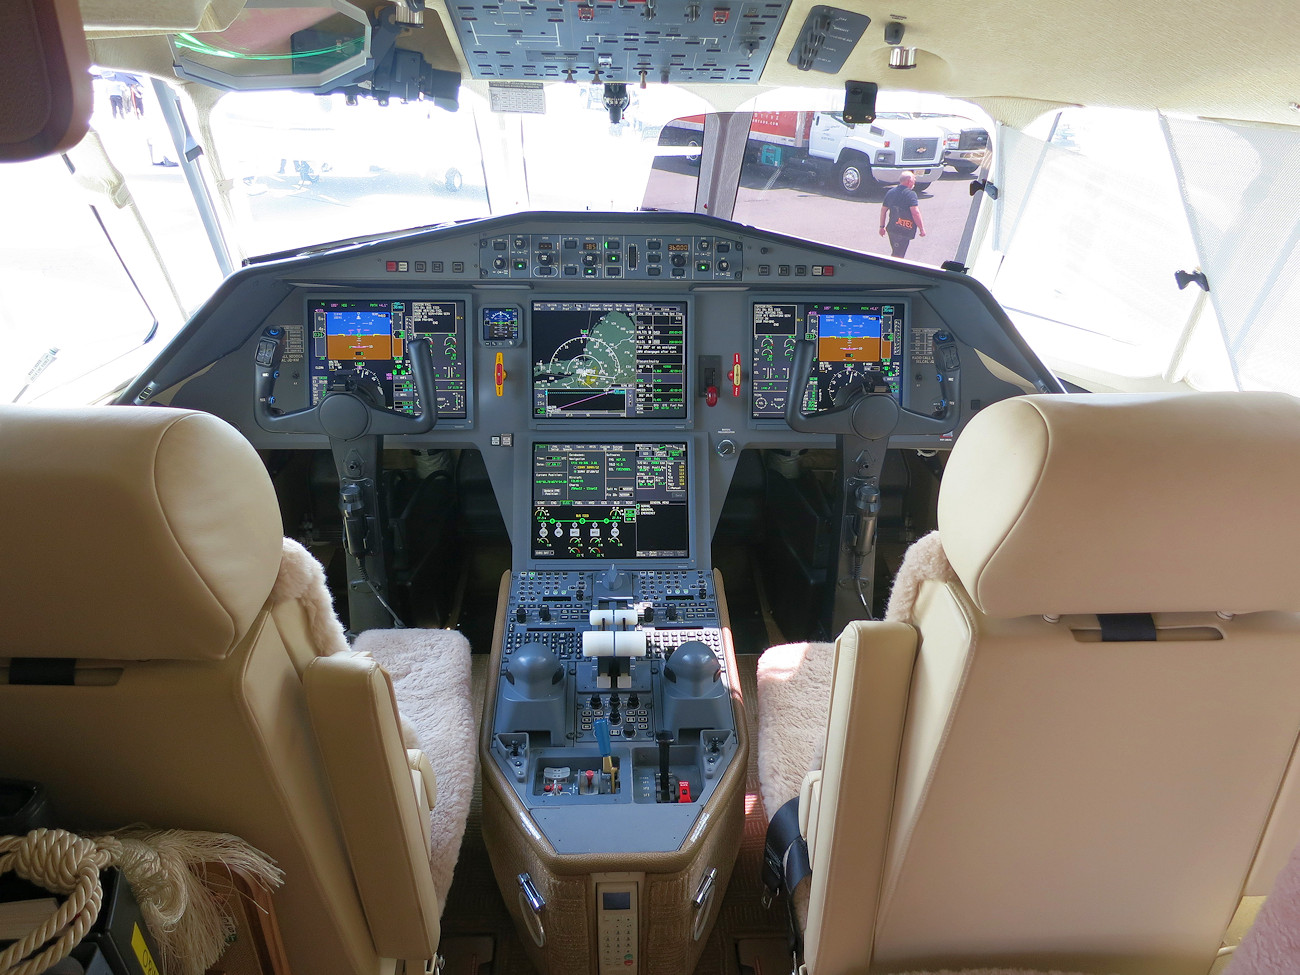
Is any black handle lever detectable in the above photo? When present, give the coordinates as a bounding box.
[253,333,439,437]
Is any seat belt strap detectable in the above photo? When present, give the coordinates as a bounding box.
[763,796,812,957]
[762,796,812,898]
[8,658,76,685]
[1098,613,1157,642]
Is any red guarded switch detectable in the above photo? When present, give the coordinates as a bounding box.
[678,781,692,803]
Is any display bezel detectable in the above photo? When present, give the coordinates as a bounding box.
[748,295,909,426]
[514,436,703,571]
[528,296,693,430]
[303,293,474,427]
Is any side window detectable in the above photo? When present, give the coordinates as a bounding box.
[0,72,221,405]
[989,108,1205,381]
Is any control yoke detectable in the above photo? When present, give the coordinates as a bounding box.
[783,336,961,438]
[783,338,900,439]
[252,329,439,438]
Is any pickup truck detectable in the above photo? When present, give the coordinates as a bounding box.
[908,111,992,173]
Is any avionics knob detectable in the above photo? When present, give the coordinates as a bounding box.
[602,565,631,593]
[504,642,564,699]
[665,641,721,695]
[590,694,602,709]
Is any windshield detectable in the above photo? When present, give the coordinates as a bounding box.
[20,70,1291,407]
[211,83,713,255]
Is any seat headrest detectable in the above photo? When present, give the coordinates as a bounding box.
[0,406,284,660]
[0,0,92,162]
[937,392,1300,617]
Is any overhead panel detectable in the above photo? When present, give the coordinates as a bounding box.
[448,0,792,84]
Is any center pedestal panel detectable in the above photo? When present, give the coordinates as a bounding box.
[480,569,749,975]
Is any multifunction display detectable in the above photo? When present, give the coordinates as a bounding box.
[532,443,689,560]
[307,298,467,417]
[751,301,904,419]
[531,301,687,419]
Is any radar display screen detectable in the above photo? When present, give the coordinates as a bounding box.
[531,301,687,419]
[751,301,904,419]
[307,298,467,418]
[532,442,689,560]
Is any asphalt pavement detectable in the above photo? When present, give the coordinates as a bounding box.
[732,165,978,267]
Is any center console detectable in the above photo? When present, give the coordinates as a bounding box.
[480,439,749,975]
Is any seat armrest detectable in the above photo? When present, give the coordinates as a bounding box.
[408,749,436,856]
[305,652,440,960]
[803,620,917,975]
[799,769,823,868]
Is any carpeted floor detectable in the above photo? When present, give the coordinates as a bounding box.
[436,652,788,975]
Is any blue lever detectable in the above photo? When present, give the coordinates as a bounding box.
[595,718,612,757]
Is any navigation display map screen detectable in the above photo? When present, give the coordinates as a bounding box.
[531,301,687,419]
[532,443,689,560]
[307,298,467,418]
[751,301,904,419]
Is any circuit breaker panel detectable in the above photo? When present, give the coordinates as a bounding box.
[447,0,792,84]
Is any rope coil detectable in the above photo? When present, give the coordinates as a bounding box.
[0,827,283,975]
[0,829,112,975]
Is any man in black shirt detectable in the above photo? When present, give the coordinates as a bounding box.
[879,171,927,258]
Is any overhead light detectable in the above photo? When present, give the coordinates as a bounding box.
[889,46,917,69]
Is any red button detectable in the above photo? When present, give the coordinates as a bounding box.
[385,261,398,272]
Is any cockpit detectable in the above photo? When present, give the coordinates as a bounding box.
[5,2,1300,975]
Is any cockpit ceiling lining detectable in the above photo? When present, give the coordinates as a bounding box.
[79,0,1300,125]
[758,0,1300,127]
[447,0,791,83]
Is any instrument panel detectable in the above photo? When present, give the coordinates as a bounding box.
[305,296,468,417]
[751,300,905,418]
[125,211,1057,553]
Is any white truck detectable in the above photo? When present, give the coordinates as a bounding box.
[659,110,947,196]
[747,110,947,195]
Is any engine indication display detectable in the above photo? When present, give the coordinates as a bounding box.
[532,443,690,560]
[751,301,905,419]
[308,298,467,418]
[532,301,687,419]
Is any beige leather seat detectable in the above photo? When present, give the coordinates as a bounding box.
[767,391,1300,975]
[0,405,444,974]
